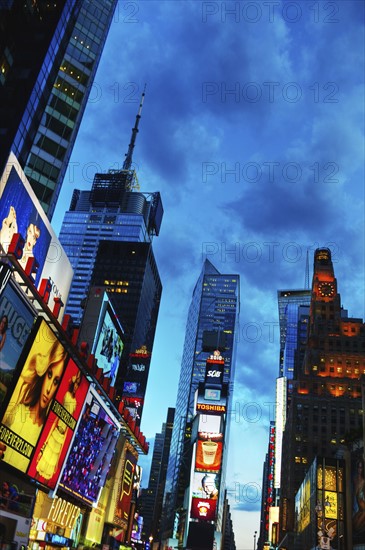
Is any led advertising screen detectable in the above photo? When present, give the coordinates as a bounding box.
[195,432,223,472]
[121,347,151,425]
[123,397,143,421]
[204,354,224,387]
[93,300,124,387]
[114,444,138,524]
[0,319,68,473]
[190,471,219,521]
[58,388,120,505]
[0,153,73,320]
[0,277,36,409]
[27,358,90,489]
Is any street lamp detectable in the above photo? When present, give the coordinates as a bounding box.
[253,530,257,550]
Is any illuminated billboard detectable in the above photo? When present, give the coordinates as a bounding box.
[195,432,223,472]
[0,319,68,473]
[27,358,89,489]
[58,387,120,505]
[190,497,217,522]
[121,346,151,425]
[114,442,138,524]
[0,152,73,320]
[93,297,124,387]
[204,352,224,387]
[0,277,36,408]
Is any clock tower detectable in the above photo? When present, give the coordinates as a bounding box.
[312,247,337,301]
[278,248,365,545]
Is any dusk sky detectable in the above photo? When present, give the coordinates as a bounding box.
[52,2,365,548]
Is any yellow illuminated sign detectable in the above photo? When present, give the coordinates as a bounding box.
[324,491,337,519]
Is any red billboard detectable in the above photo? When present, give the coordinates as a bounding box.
[27,358,89,489]
[190,498,217,522]
[0,319,68,473]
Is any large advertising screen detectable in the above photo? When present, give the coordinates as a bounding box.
[0,277,36,409]
[0,319,68,473]
[114,443,138,524]
[93,301,124,387]
[27,358,89,489]
[195,432,223,473]
[58,388,120,505]
[121,347,151,426]
[0,153,73,320]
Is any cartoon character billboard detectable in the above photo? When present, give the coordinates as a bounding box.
[0,152,73,320]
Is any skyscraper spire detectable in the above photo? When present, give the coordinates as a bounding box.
[123,84,146,171]
[304,249,310,289]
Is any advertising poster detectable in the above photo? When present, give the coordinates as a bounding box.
[0,319,68,473]
[0,153,73,320]
[190,497,217,522]
[351,453,365,544]
[27,358,90,489]
[121,347,151,425]
[114,443,138,524]
[191,471,219,501]
[0,278,36,408]
[204,353,224,387]
[59,388,120,505]
[93,305,124,387]
[195,432,223,472]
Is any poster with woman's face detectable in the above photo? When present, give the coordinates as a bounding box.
[0,279,36,409]
[0,319,68,473]
[27,358,89,489]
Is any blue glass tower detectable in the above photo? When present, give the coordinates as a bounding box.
[0,0,117,218]
[162,259,240,545]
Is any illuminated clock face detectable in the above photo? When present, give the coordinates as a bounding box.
[318,282,335,297]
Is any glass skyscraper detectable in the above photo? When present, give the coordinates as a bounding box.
[162,259,240,544]
[59,171,163,325]
[0,0,117,218]
[277,289,311,379]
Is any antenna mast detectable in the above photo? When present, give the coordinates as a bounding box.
[123,84,146,171]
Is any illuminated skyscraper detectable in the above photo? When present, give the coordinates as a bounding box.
[278,248,365,548]
[0,0,117,217]
[162,259,240,547]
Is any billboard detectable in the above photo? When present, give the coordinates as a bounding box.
[0,277,36,408]
[204,353,225,387]
[0,319,68,473]
[0,152,73,320]
[114,445,138,524]
[27,358,89,489]
[93,297,124,387]
[58,387,120,505]
[121,346,151,425]
[195,432,223,472]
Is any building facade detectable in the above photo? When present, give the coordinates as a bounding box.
[278,248,365,547]
[162,259,240,547]
[140,407,175,542]
[1,0,117,218]
[59,171,162,326]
